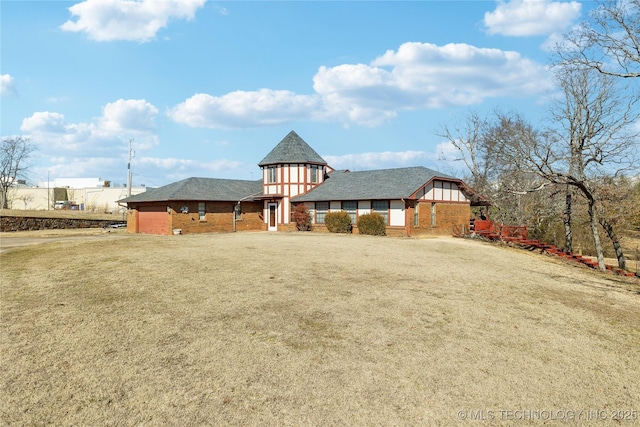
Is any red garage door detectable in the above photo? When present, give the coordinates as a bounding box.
[138,205,170,235]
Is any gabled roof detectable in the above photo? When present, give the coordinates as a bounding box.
[258,130,327,166]
[119,177,263,203]
[292,167,458,202]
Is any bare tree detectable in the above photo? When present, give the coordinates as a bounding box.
[438,110,553,227]
[1,136,33,209]
[509,66,639,270]
[557,0,640,79]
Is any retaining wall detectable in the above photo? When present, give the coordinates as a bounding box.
[0,216,117,232]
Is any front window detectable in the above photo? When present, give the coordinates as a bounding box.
[198,202,206,221]
[372,200,389,225]
[315,201,329,224]
[431,202,436,226]
[311,165,319,183]
[342,201,357,223]
[268,166,277,183]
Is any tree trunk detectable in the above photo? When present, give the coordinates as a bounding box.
[0,187,8,209]
[599,217,627,270]
[587,198,606,270]
[563,188,573,253]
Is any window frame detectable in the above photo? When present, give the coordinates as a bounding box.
[268,166,277,183]
[372,200,389,225]
[198,202,206,221]
[431,202,436,226]
[342,200,357,224]
[315,201,329,224]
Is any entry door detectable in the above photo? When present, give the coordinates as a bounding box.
[268,203,278,231]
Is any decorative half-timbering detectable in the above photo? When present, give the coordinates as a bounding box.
[120,131,486,235]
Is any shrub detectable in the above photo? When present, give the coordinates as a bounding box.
[324,211,352,233]
[292,204,312,231]
[357,212,386,236]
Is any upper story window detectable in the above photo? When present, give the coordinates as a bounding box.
[311,165,319,184]
[268,166,277,183]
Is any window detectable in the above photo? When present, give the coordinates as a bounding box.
[372,200,389,224]
[311,165,319,183]
[315,201,329,224]
[431,202,436,226]
[342,201,357,223]
[268,166,277,183]
[198,202,206,221]
[234,203,242,221]
[414,205,419,226]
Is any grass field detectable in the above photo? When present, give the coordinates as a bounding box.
[1,232,639,426]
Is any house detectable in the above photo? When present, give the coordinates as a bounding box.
[120,131,486,236]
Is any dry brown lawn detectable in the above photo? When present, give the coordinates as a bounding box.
[1,232,639,426]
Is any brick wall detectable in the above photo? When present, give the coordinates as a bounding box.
[167,201,264,234]
[0,216,117,232]
[413,202,470,236]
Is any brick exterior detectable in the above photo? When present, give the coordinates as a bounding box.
[411,201,470,236]
[169,201,265,234]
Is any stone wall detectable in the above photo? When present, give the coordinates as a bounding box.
[0,216,118,232]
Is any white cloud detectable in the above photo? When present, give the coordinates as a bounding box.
[139,156,241,172]
[169,90,320,128]
[60,0,206,42]
[1,74,16,96]
[20,99,159,154]
[21,112,68,134]
[170,42,554,129]
[99,99,158,133]
[323,150,435,171]
[314,42,554,125]
[484,0,581,37]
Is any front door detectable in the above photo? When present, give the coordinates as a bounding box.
[268,203,277,231]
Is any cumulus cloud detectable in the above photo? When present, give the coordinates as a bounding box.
[60,0,206,42]
[323,150,435,171]
[314,42,554,125]
[170,42,554,129]
[1,74,16,96]
[137,157,245,183]
[139,156,241,172]
[484,0,581,37]
[99,99,158,133]
[21,112,68,134]
[169,89,320,128]
[20,98,159,153]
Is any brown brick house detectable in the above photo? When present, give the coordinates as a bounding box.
[120,131,487,236]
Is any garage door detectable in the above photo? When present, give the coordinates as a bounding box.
[138,205,170,235]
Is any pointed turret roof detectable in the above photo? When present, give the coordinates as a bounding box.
[258,130,327,166]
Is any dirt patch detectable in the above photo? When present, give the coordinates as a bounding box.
[1,233,639,426]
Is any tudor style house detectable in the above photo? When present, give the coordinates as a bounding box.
[120,131,487,236]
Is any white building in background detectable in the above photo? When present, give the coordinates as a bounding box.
[35,177,106,189]
[6,178,147,213]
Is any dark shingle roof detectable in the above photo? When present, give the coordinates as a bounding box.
[258,130,327,166]
[292,167,458,202]
[119,177,263,203]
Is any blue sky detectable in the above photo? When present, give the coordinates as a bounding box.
[1,0,593,187]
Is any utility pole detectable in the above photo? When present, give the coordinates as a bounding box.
[127,139,134,197]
